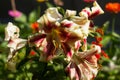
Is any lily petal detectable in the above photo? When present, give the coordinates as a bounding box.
[5,22,20,41]
[65,10,77,18]
[38,7,62,23]
[7,38,27,50]
[89,1,104,19]
[66,45,101,80]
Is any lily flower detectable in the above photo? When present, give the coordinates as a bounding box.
[31,7,91,61]
[5,22,27,53]
[5,22,27,71]
[30,1,104,62]
[66,45,101,80]
[30,6,90,62]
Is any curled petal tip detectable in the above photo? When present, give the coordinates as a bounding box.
[93,1,104,14]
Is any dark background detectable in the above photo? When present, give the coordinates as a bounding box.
[0,0,120,33]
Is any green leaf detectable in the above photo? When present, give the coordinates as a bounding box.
[15,13,27,23]
[16,58,29,70]
[45,2,54,8]
[112,32,120,39]
[102,21,110,32]
[28,10,38,23]
[0,24,6,33]
[101,35,111,46]
[89,33,95,37]
[57,7,65,16]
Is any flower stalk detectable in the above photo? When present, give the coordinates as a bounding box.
[112,14,115,33]
[11,0,16,11]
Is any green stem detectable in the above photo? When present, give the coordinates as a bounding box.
[37,6,41,19]
[112,14,116,33]
[110,14,116,55]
